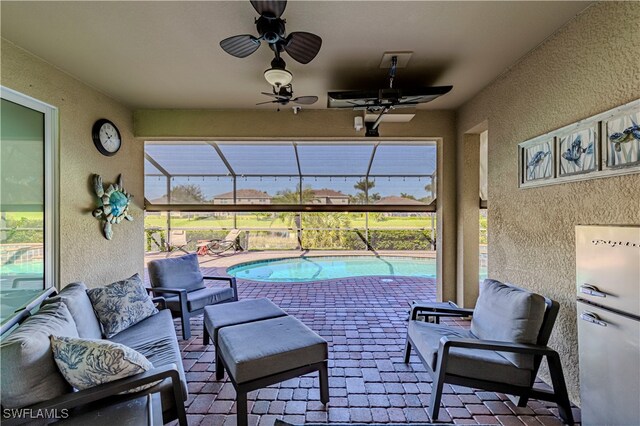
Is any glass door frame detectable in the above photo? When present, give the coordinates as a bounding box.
[1,86,59,291]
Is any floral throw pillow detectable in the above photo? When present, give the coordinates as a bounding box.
[87,273,158,338]
[50,336,159,393]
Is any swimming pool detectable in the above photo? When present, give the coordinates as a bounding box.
[227,256,437,282]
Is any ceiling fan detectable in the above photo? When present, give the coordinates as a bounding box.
[257,84,318,107]
[327,56,453,136]
[220,0,322,65]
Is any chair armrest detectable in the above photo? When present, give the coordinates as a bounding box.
[151,296,167,310]
[410,303,474,321]
[146,287,188,313]
[202,276,234,284]
[439,337,557,357]
[146,287,188,297]
[203,276,238,301]
[2,364,184,425]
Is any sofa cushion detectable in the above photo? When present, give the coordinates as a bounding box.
[42,282,103,339]
[147,254,205,296]
[0,302,78,408]
[87,274,158,338]
[109,309,188,404]
[165,287,235,313]
[408,320,532,387]
[471,279,547,369]
[51,336,158,393]
[218,316,327,384]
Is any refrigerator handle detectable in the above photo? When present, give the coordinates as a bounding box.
[580,311,608,327]
[580,284,607,298]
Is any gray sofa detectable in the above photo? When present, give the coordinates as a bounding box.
[0,282,187,425]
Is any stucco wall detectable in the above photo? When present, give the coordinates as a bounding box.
[457,2,640,403]
[1,39,144,288]
[135,109,458,301]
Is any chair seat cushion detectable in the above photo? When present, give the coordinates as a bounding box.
[165,287,235,312]
[218,316,327,384]
[109,309,188,406]
[408,321,532,387]
[204,298,287,342]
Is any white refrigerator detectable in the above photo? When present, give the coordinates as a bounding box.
[575,225,640,426]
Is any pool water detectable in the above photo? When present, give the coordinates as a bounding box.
[227,256,437,282]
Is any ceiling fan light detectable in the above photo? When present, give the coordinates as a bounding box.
[264,68,293,87]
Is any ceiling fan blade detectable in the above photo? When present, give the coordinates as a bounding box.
[261,92,290,100]
[220,34,261,58]
[284,32,322,64]
[250,0,287,18]
[292,96,318,105]
[256,100,278,105]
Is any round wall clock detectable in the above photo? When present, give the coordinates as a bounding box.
[92,119,121,156]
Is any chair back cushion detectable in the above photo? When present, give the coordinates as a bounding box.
[471,279,547,369]
[147,253,205,294]
[42,282,103,339]
[0,302,78,408]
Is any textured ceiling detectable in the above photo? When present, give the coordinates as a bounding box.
[1,1,591,110]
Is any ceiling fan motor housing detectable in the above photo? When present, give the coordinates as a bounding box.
[257,16,285,44]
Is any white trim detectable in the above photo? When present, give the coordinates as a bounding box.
[1,86,59,290]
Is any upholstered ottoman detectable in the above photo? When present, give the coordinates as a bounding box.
[217,316,329,426]
[203,298,287,379]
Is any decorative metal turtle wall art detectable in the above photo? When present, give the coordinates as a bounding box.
[92,174,133,240]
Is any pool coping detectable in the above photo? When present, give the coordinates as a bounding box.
[145,249,437,269]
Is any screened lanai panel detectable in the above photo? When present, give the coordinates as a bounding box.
[144,158,162,175]
[235,176,298,204]
[372,177,435,204]
[369,143,437,176]
[146,143,228,175]
[297,144,375,176]
[145,175,167,203]
[174,176,233,204]
[301,176,365,205]
[217,143,298,176]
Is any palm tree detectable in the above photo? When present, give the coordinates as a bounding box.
[352,178,380,204]
[271,185,314,227]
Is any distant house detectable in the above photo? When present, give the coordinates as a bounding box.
[148,195,169,204]
[311,189,350,205]
[213,189,272,205]
[375,196,428,217]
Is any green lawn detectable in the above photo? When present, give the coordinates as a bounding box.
[144,213,436,230]
[3,212,43,221]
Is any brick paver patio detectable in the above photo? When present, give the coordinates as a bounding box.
[163,270,579,426]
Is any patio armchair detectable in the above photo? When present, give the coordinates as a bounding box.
[147,253,238,339]
[166,230,191,258]
[404,279,573,425]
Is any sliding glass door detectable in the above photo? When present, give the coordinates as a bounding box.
[0,87,57,324]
